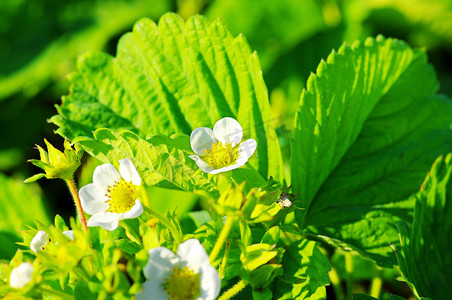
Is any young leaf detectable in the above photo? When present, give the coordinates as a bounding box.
[76,128,219,197]
[50,13,284,181]
[273,239,330,300]
[292,36,452,265]
[395,154,452,299]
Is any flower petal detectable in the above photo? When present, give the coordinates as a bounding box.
[177,239,210,274]
[30,231,48,253]
[120,200,143,219]
[118,158,141,185]
[209,163,241,174]
[213,117,243,146]
[190,155,215,173]
[87,212,122,231]
[93,163,121,188]
[143,247,179,282]
[62,230,75,240]
[236,139,257,166]
[199,264,221,300]
[10,262,33,289]
[190,127,217,156]
[79,183,109,215]
[135,281,168,300]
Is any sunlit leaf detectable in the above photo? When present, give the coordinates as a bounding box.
[76,128,219,197]
[51,13,284,181]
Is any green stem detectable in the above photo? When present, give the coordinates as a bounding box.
[345,251,354,300]
[210,215,235,266]
[329,266,345,300]
[40,286,75,299]
[65,177,88,233]
[218,280,248,300]
[143,207,182,245]
[370,275,383,298]
[219,240,230,279]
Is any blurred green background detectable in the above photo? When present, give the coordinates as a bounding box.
[1,0,451,298]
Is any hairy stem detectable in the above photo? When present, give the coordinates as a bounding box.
[65,177,88,233]
[218,280,247,300]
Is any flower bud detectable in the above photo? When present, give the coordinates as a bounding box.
[25,138,83,182]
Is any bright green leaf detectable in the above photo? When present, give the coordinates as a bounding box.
[292,35,452,265]
[51,13,284,181]
[76,128,218,197]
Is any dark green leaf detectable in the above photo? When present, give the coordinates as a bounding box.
[292,36,452,265]
[395,154,452,299]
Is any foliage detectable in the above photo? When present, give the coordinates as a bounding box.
[1,1,452,299]
[395,154,452,299]
[292,35,452,266]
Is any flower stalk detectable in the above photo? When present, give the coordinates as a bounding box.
[218,279,247,300]
[66,177,88,233]
[210,215,235,266]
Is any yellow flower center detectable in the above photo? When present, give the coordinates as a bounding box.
[204,141,239,169]
[106,180,139,213]
[162,266,201,300]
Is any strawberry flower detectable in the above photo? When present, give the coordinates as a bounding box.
[136,239,220,300]
[10,263,34,289]
[79,158,143,231]
[190,117,257,174]
[30,231,48,253]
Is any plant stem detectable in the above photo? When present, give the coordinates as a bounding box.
[65,177,88,233]
[40,286,75,299]
[210,215,235,266]
[143,207,182,245]
[219,240,230,279]
[329,266,345,300]
[345,251,354,300]
[370,275,383,298]
[218,279,247,300]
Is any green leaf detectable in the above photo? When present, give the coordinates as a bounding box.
[291,36,452,265]
[50,13,284,181]
[76,128,219,196]
[0,173,50,258]
[115,239,142,255]
[395,154,452,299]
[273,239,330,300]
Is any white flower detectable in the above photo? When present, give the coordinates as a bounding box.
[30,231,48,253]
[189,117,257,174]
[136,239,221,300]
[10,262,33,289]
[62,230,75,240]
[79,158,143,231]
